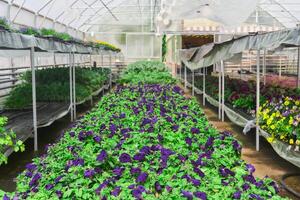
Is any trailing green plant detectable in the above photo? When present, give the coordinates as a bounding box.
[0,116,25,165]
[118,61,176,85]
[95,40,121,52]
[5,67,110,109]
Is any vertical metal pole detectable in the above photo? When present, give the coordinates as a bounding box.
[53,52,56,68]
[203,68,206,106]
[90,53,92,69]
[30,47,38,151]
[297,47,300,88]
[192,69,195,96]
[69,53,73,122]
[263,49,266,85]
[72,53,76,120]
[279,55,282,78]
[218,63,221,120]
[221,61,225,122]
[184,65,187,89]
[109,53,112,89]
[256,50,260,151]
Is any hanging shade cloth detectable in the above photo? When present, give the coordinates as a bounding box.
[181,27,300,70]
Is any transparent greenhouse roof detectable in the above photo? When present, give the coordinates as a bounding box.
[11,0,161,32]
[9,0,300,34]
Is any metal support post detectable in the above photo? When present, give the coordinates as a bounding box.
[69,53,74,122]
[109,53,112,89]
[203,68,206,106]
[72,53,76,120]
[256,50,261,151]
[221,61,225,122]
[218,63,221,120]
[184,65,187,90]
[297,47,300,88]
[263,49,266,85]
[192,69,195,96]
[30,47,38,151]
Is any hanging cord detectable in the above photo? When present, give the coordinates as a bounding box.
[280,173,300,198]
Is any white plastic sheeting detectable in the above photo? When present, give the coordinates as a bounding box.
[160,0,259,27]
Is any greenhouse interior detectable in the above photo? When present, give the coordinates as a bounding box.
[0,0,300,199]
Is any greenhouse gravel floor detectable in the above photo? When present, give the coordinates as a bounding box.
[181,86,300,200]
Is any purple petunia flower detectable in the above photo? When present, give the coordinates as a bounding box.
[232,140,241,152]
[205,137,214,148]
[93,136,101,143]
[249,194,263,200]
[194,191,207,200]
[29,173,42,187]
[166,185,172,192]
[136,172,148,183]
[56,190,62,198]
[181,190,193,200]
[185,137,192,146]
[3,194,10,200]
[191,178,201,186]
[243,175,256,184]
[140,146,151,155]
[246,164,255,174]
[119,113,126,118]
[97,150,107,162]
[132,189,142,198]
[111,186,121,197]
[84,169,95,178]
[25,163,37,171]
[25,171,33,178]
[233,191,242,199]
[191,127,200,134]
[113,167,125,177]
[119,153,132,163]
[242,183,250,191]
[154,181,162,192]
[172,125,179,132]
[128,184,135,189]
[133,153,145,162]
[69,131,75,137]
[45,184,54,190]
[130,167,141,175]
[54,175,63,184]
[194,167,205,178]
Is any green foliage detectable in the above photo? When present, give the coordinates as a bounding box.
[0,116,25,166]
[118,61,176,85]
[162,34,167,62]
[20,27,41,36]
[0,17,11,31]
[5,67,110,109]
[40,28,72,41]
[0,85,285,199]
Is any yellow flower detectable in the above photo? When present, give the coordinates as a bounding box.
[270,125,276,130]
[295,101,300,106]
[289,118,293,125]
[280,135,285,140]
[284,101,290,106]
[267,137,275,143]
[296,140,300,145]
[289,139,294,145]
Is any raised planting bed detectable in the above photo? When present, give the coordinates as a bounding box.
[0,84,284,199]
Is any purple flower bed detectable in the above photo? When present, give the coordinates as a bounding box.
[0,84,285,199]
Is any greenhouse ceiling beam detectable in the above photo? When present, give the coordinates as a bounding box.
[79,0,119,31]
[98,0,119,21]
[65,0,108,26]
[55,0,81,21]
[71,5,152,9]
[37,0,54,14]
[12,0,26,23]
[270,0,300,23]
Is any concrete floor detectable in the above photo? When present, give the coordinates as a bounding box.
[182,85,300,199]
